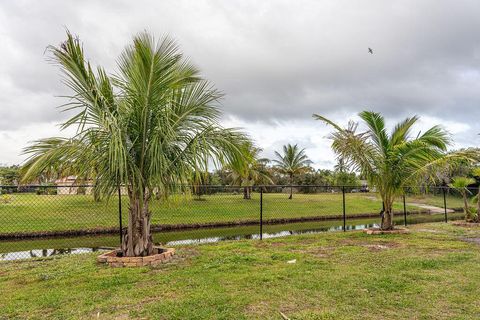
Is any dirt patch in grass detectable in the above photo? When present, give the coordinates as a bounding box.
[255,238,319,249]
[452,221,480,227]
[364,244,396,251]
[244,301,271,317]
[339,239,403,251]
[270,242,289,247]
[147,247,199,272]
[461,238,480,245]
[244,298,316,319]
[305,246,336,258]
[254,241,289,248]
[174,247,199,258]
[309,251,330,258]
[415,228,443,233]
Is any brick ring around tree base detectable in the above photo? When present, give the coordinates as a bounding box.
[363,228,410,235]
[97,247,175,267]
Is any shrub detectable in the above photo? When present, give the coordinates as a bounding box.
[0,194,13,204]
[36,186,58,195]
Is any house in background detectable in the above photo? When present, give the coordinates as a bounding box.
[54,176,128,195]
[55,176,94,195]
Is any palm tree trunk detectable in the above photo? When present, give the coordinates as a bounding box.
[93,170,100,202]
[477,187,480,222]
[122,190,154,257]
[463,191,470,221]
[196,185,202,200]
[243,186,252,199]
[289,174,293,200]
[93,187,101,202]
[380,200,394,230]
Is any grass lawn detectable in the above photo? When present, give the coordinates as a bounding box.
[406,193,467,210]
[0,192,428,234]
[1,222,479,319]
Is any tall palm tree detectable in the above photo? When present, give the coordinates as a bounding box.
[450,177,475,221]
[273,144,312,199]
[22,32,248,257]
[314,111,476,230]
[334,158,347,173]
[227,142,273,199]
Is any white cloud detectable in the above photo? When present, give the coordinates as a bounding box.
[0,121,76,166]
[223,115,345,169]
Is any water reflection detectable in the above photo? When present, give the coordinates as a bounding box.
[163,223,380,245]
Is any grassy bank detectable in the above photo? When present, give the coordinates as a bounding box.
[0,192,427,234]
[406,193,465,209]
[1,222,479,319]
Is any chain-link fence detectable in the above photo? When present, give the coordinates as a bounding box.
[0,184,473,260]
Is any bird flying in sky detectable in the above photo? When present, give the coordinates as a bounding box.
[368,47,373,54]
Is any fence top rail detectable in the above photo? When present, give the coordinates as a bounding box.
[1,184,355,188]
[0,184,96,188]
[0,184,477,189]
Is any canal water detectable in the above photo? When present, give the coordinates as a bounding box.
[0,212,464,261]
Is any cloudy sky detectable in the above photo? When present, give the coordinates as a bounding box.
[1,0,479,168]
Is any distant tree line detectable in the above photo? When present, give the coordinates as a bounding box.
[198,165,359,187]
[3,148,480,190]
[0,165,20,185]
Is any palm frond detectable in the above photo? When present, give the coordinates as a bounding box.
[390,116,418,146]
[22,31,251,200]
[359,111,390,156]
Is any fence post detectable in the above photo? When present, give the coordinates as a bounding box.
[260,187,263,240]
[443,185,448,223]
[403,193,407,226]
[342,186,346,232]
[118,185,123,245]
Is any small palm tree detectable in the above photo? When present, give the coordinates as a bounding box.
[22,32,248,257]
[450,177,475,221]
[314,111,476,230]
[227,142,273,199]
[273,144,312,199]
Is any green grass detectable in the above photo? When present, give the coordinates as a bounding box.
[406,193,466,209]
[1,222,480,319]
[0,192,455,234]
